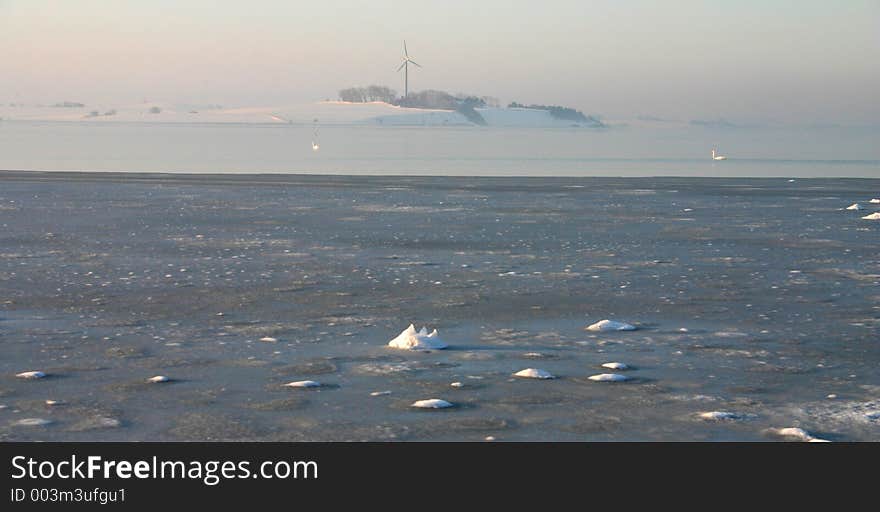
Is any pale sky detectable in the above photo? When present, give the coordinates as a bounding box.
[2,0,877,124]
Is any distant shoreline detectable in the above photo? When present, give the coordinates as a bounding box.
[2,170,878,185]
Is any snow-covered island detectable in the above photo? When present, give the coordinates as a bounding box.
[0,88,606,129]
[362,104,605,128]
[338,86,605,128]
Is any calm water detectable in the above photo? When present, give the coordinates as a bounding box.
[1,120,878,177]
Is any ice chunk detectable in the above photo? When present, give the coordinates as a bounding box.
[15,371,46,380]
[411,398,454,409]
[13,418,53,427]
[388,324,448,350]
[586,319,636,332]
[772,427,829,442]
[697,411,741,421]
[588,373,630,382]
[284,380,322,388]
[513,368,555,379]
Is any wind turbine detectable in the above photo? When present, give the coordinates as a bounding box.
[397,40,421,99]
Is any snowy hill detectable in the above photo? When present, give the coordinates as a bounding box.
[0,101,604,128]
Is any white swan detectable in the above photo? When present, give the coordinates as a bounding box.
[711,149,727,161]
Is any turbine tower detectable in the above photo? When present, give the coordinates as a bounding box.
[397,40,421,99]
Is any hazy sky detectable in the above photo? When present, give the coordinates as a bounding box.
[2,0,877,123]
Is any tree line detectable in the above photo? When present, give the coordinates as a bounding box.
[338,85,398,103]
[339,85,498,111]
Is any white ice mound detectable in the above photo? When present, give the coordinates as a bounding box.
[411,398,454,409]
[698,411,741,421]
[588,373,630,382]
[601,362,629,370]
[388,324,448,350]
[513,368,555,379]
[587,319,636,332]
[285,380,321,388]
[861,212,880,220]
[773,427,829,442]
[846,203,864,210]
[16,371,46,380]
[147,375,170,383]
[870,199,880,204]
[13,418,53,427]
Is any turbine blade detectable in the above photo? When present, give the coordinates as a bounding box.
[404,40,408,57]
[397,61,406,72]
[408,59,421,68]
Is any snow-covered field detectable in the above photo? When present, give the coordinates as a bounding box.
[1,101,408,125]
[0,101,602,128]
